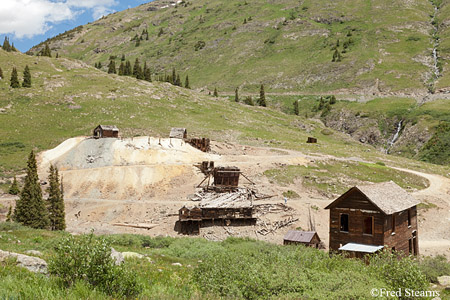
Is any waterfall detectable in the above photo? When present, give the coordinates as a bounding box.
[385,120,403,154]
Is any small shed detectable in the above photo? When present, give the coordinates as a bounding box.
[283,230,321,248]
[93,125,119,138]
[306,137,317,143]
[170,128,187,139]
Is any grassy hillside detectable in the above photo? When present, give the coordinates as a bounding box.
[0,50,449,184]
[29,0,444,94]
[0,223,448,299]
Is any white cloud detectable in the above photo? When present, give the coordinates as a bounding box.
[0,0,118,39]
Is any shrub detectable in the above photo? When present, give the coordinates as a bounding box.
[48,232,142,297]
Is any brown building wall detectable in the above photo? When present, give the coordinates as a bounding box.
[383,206,418,255]
[329,208,384,251]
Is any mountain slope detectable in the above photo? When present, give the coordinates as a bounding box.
[29,0,446,95]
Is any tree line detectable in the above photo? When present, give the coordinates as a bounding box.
[8,151,66,231]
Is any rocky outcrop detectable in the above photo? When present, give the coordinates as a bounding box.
[111,247,124,265]
[0,249,47,273]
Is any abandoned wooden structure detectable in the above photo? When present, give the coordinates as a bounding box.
[325,181,420,258]
[169,128,187,139]
[93,125,119,138]
[188,137,210,152]
[306,137,317,143]
[179,189,256,234]
[213,167,240,188]
[283,230,321,248]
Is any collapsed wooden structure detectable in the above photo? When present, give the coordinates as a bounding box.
[196,163,254,192]
[169,128,210,152]
[179,188,258,234]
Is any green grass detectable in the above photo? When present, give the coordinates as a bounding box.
[264,160,429,195]
[29,0,440,94]
[0,224,443,299]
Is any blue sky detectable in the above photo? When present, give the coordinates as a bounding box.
[0,0,153,52]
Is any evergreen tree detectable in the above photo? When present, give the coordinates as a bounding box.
[6,206,12,222]
[56,52,59,58]
[244,95,254,106]
[118,62,125,75]
[107,59,116,74]
[22,65,31,88]
[158,28,164,37]
[0,67,3,79]
[185,75,190,89]
[234,87,239,102]
[318,96,325,110]
[330,95,337,104]
[97,62,102,69]
[133,58,143,79]
[13,151,50,229]
[213,87,218,97]
[121,54,126,61]
[125,60,132,75]
[258,84,267,107]
[11,43,17,52]
[171,68,177,85]
[42,43,52,57]
[332,49,341,62]
[293,100,299,116]
[175,74,181,86]
[9,176,20,195]
[2,37,11,52]
[144,62,152,82]
[46,165,66,231]
[135,39,140,47]
[10,67,20,88]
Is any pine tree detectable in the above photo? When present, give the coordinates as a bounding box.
[171,68,177,85]
[144,62,152,82]
[13,151,50,229]
[56,52,59,58]
[185,75,190,89]
[175,74,181,86]
[118,62,125,75]
[42,43,52,57]
[2,37,11,52]
[213,87,218,97]
[135,39,140,47]
[0,67,3,79]
[332,49,341,62]
[258,84,267,107]
[330,95,337,104]
[46,165,66,231]
[133,58,140,77]
[235,87,239,102]
[125,60,132,75]
[97,62,102,69]
[121,54,126,61]
[22,65,31,88]
[11,43,17,52]
[107,59,116,74]
[158,28,164,37]
[9,176,20,195]
[10,67,20,88]
[318,96,325,110]
[6,206,12,222]
[293,100,299,115]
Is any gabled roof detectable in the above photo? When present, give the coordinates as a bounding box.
[283,230,319,243]
[96,125,119,131]
[339,243,384,253]
[325,181,420,215]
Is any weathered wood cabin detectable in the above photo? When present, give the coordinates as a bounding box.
[283,230,321,248]
[325,181,420,258]
[170,128,187,139]
[306,137,317,143]
[93,125,119,138]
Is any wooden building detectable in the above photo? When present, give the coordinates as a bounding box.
[213,167,240,189]
[306,137,317,143]
[283,230,321,248]
[188,137,210,152]
[170,128,187,139]
[325,181,420,257]
[93,125,119,138]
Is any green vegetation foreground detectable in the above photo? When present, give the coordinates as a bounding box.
[0,223,448,299]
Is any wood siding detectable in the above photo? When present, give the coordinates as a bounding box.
[383,206,419,255]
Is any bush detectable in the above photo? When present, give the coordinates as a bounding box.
[48,232,142,297]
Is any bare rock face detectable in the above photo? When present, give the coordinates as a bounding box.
[438,275,450,287]
[0,249,47,273]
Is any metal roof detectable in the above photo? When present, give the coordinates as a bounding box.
[338,243,384,253]
[325,181,420,215]
[283,230,319,243]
